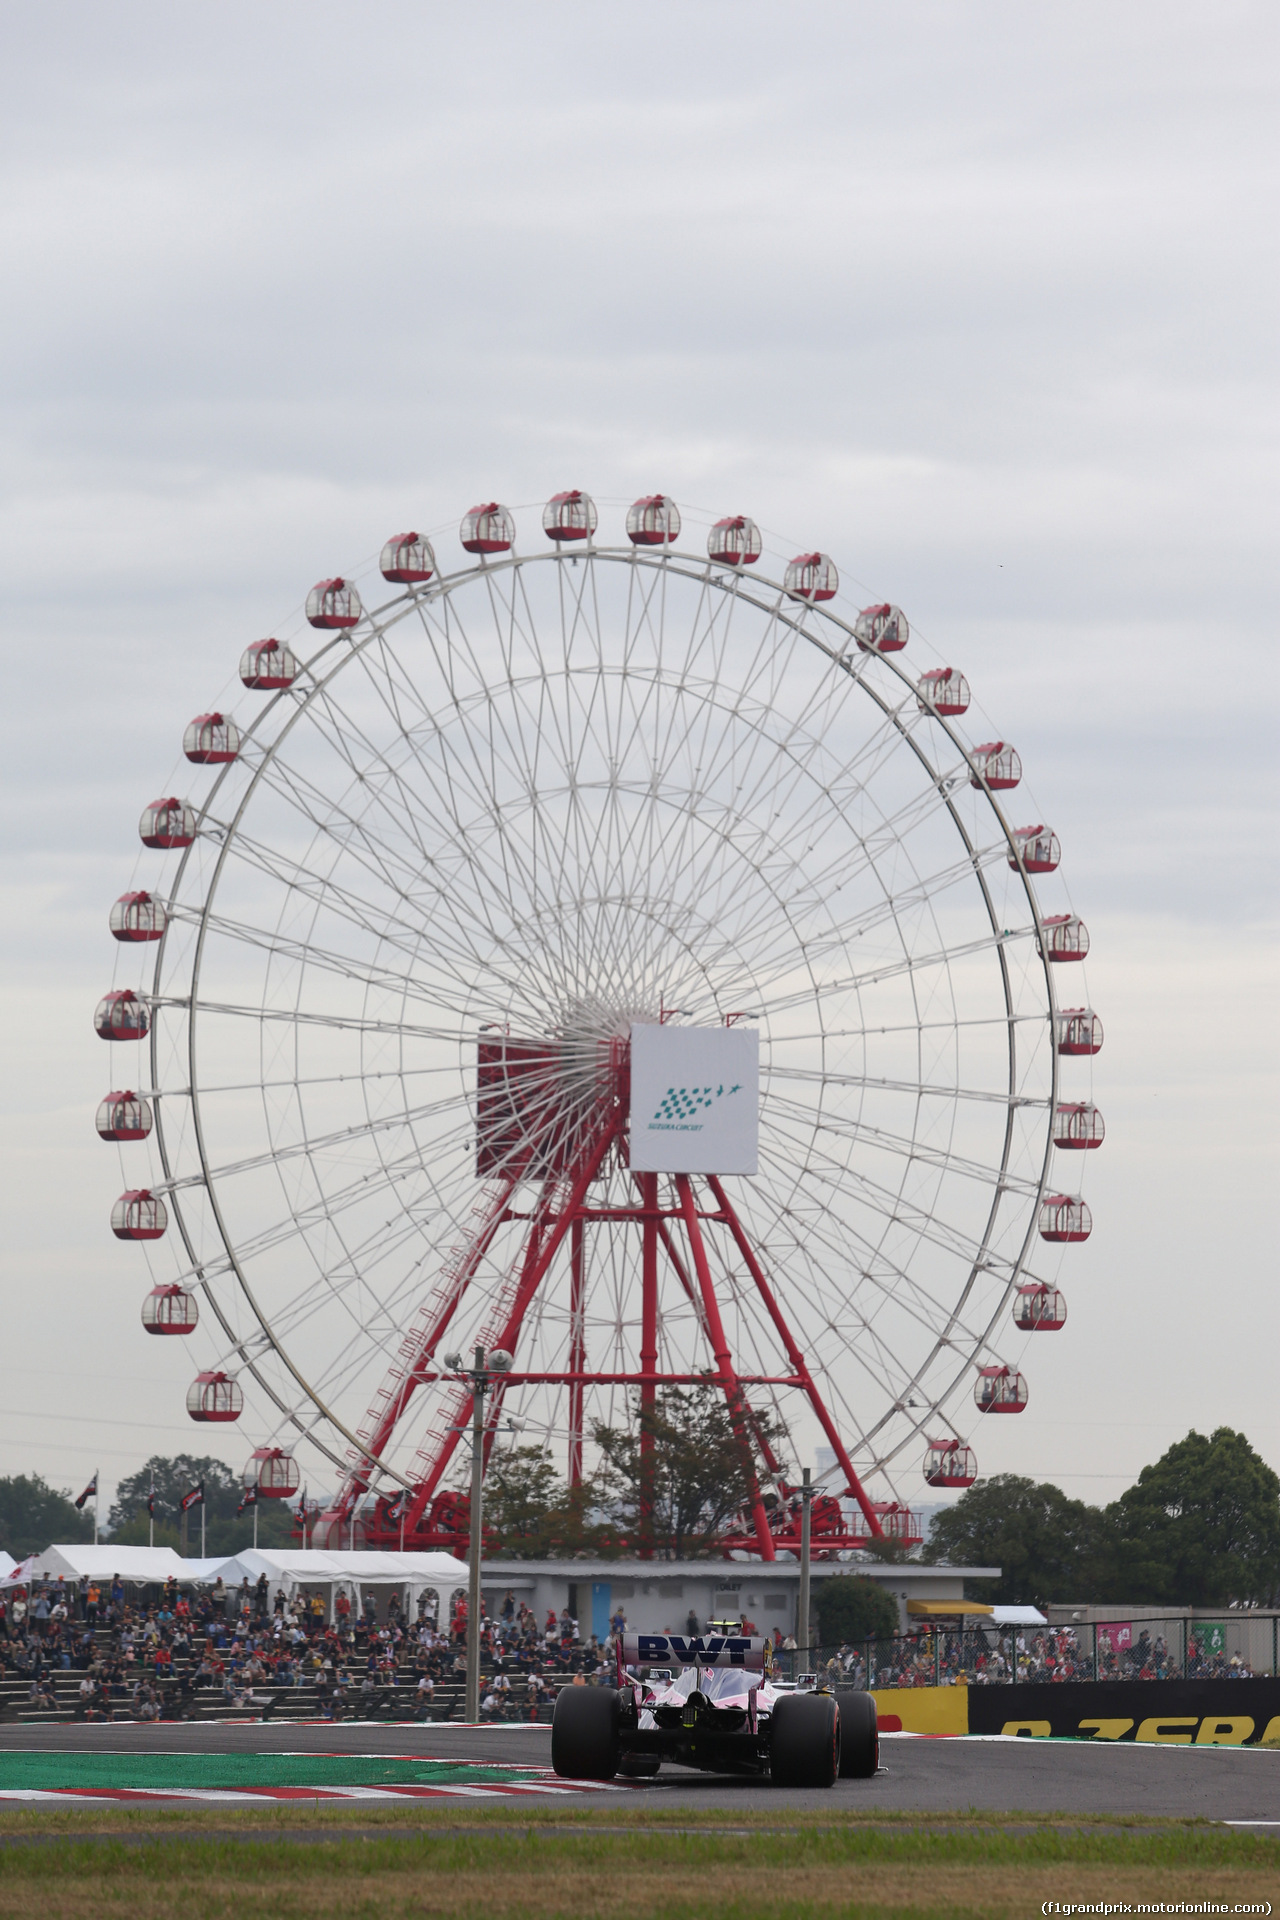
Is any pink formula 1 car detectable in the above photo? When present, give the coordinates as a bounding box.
[551,1635,877,1789]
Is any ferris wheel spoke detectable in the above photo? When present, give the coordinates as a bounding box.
[249,744,506,956]
[169,1063,463,1102]
[769,1063,1045,1109]
[728,1151,987,1341]
[764,1088,1040,1211]
[172,901,504,1025]
[774,837,1011,965]
[263,684,559,980]
[756,1122,995,1286]
[743,1175,994,1364]
[178,996,475,1045]
[260,1190,482,1358]
[210,819,525,1007]
[758,924,1035,1020]
[201,1134,463,1283]
[157,1086,475,1193]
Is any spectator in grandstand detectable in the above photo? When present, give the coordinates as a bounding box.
[28,1675,57,1713]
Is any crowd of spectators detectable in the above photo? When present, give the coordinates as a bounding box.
[1,1583,1264,1721]
[806,1623,1261,1688]
[0,1576,620,1724]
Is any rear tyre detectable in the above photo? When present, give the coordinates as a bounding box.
[769,1690,840,1788]
[551,1684,620,1779]
[835,1689,879,1778]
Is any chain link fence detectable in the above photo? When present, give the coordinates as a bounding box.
[775,1616,1280,1688]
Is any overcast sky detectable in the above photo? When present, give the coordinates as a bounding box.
[1,1,1276,1525]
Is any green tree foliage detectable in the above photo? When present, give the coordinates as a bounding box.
[482,1447,617,1559]
[594,1385,788,1559]
[0,1475,93,1558]
[926,1473,1105,1606]
[928,1432,1280,1607]
[1105,1428,1280,1606]
[814,1574,900,1645]
[108,1455,297,1558]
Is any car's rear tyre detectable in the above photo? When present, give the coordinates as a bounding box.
[769,1690,840,1788]
[835,1688,879,1778]
[551,1684,620,1779]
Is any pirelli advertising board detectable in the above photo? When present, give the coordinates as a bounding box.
[872,1678,1280,1744]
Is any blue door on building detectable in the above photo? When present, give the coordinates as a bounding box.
[591,1582,611,1641]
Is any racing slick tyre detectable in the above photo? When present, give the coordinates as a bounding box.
[834,1688,879,1778]
[769,1689,840,1788]
[551,1683,621,1779]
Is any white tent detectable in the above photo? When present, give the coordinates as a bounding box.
[21,1544,195,1585]
[990,1605,1048,1627]
[181,1558,234,1583]
[208,1548,469,1623]
[0,1553,14,1579]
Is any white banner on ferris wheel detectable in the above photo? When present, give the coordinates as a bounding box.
[628,1023,759,1175]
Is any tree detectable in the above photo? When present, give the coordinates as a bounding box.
[593,1384,788,1559]
[107,1455,298,1557]
[815,1574,900,1646]
[483,1446,561,1551]
[482,1447,618,1559]
[926,1474,1104,1607]
[1104,1428,1280,1606]
[0,1475,93,1559]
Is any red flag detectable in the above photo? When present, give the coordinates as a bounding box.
[74,1475,98,1511]
[180,1481,204,1513]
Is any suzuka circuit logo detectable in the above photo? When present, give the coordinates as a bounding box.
[648,1083,743,1133]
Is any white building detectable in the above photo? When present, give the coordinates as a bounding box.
[478,1559,998,1641]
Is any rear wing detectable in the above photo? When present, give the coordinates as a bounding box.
[619,1633,771,1674]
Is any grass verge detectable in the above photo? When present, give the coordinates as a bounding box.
[0,1810,1275,1918]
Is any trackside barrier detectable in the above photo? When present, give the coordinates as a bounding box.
[964,1678,1280,1743]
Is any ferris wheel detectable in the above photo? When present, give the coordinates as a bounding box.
[95,491,1102,1556]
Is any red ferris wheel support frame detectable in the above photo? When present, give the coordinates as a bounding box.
[318,1061,892,1558]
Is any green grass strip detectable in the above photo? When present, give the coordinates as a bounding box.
[0,1753,539,1790]
[0,1823,1277,1871]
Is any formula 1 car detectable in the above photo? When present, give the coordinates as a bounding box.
[551,1635,878,1788]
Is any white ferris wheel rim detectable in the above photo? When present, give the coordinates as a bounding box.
[121,536,1081,1509]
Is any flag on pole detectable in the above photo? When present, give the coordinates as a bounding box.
[236,1485,258,1518]
[146,1473,155,1518]
[385,1488,408,1524]
[74,1474,98,1511]
[180,1481,205,1513]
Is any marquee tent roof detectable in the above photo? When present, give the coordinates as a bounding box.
[208,1548,469,1590]
[18,1545,194,1583]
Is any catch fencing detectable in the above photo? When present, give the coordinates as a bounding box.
[777,1615,1280,1688]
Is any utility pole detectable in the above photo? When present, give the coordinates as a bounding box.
[466,1344,486,1724]
[442,1343,515,1723]
[93,1471,99,1548]
[799,1467,813,1670]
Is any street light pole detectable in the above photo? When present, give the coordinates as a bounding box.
[799,1467,813,1670]
[466,1344,487,1724]
[440,1344,515,1724]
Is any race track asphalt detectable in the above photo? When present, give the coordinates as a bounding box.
[0,1720,1277,1820]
